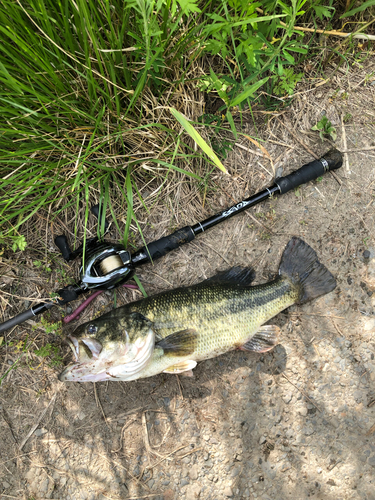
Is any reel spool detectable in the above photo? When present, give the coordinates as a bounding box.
[99,254,124,275]
[80,243,134,290]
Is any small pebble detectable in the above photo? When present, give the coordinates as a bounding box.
[283,392,293,404]
[34,428,48,437]
[163,489,174,500]
[304,426,315,436]
[231,467,240,478]
[363,250,371,260]
[185,484,201,500]
[298,407,308,417]
[223,486,233,497]
[189,465,199,481]
[364,318,375,331]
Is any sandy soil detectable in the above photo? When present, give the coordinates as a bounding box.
[1,63,375,500]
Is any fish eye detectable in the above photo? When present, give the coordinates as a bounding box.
[87,324,97,335]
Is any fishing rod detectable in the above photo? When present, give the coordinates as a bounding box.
[0,148,343,333]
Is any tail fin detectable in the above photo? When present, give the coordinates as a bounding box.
[279,237,336,304]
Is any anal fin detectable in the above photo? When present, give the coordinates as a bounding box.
[240,325,280,353]
[163,360,197,374]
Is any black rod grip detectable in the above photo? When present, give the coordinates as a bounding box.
[141,226,195,261]
[275,148,343,194]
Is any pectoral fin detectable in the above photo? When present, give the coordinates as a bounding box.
[163,360,197,374]
[156,329,198,357]
[240,325,280,353]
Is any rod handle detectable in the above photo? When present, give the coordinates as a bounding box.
[141,226,195,261]
[276,148,343,194]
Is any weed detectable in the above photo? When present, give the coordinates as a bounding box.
[32,317,63,336]
[273,68,304,96]
[33,260,52,273]
[55,266,69,284]
[34,344,63,367]
[0,231,27,252]
[259,231,271,241]
[340,1,375,18]
[311,116,337,141]
[211,137,234,159]
[364,72,375,85]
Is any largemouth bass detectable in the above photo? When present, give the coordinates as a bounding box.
[59,237,336,382]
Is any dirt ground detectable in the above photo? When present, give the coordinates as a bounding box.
[1,62,375,500]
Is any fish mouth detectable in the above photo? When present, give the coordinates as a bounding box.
[59,328,155,382]
[66,336,79,361]
[66,335,102,362]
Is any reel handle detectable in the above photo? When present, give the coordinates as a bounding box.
[55,235,72,261]
[275,148,343,194]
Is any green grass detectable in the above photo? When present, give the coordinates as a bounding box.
[0,0,373,252]
[0,317,64,385]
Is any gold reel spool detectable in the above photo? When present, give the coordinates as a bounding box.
[99,255,124,275]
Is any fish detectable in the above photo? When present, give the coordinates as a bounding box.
[59,237,336,383]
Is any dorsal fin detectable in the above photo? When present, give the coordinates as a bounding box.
[202,267,255,286]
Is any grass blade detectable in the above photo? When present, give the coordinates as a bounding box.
[229,77,269,107]
[169,107,228,174]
